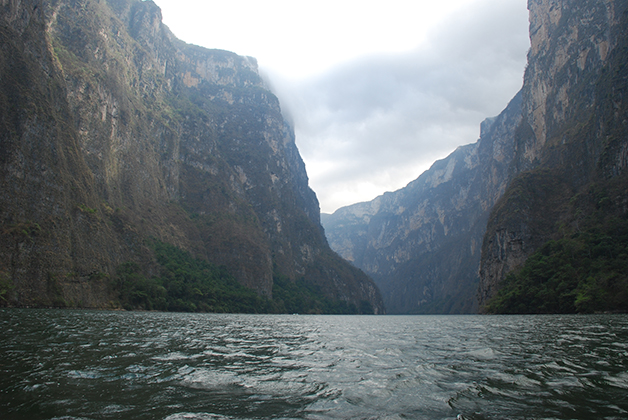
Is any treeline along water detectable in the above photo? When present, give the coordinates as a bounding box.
[1,310,627,419]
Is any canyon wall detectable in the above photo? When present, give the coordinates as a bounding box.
[0,0,383,313]
[323,0,628,313]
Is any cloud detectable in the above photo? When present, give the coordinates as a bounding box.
[264,0,530,213]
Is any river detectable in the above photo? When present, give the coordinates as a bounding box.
[1,309,627,419]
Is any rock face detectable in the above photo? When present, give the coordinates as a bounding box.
[0,0,383,313]
[323,93,523,313]
[323,0,628,314]
[478,0,628,308]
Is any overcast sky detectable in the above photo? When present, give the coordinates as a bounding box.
[152,0,531,213]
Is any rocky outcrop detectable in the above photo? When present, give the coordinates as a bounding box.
[0,0,383,313]
[322,92,522,313]
[478,0,628,309]
[517,0,621,168]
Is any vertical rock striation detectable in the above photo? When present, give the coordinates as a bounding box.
[478,0,628,309]
[0,0,383,313]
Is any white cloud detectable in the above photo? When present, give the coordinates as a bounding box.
[155,0,485,79]
[266,0,530,212]
[152,0,530,213]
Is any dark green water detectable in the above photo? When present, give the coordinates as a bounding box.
[1,309,627,419]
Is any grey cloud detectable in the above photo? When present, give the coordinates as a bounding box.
[264,0,530,212]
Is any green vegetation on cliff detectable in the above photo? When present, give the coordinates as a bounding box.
[113,241,371,314]
[113,242,271,313]
[485,178,628,314]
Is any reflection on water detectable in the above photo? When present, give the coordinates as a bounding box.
[1,310,627,419]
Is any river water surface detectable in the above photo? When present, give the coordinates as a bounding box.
[1,310,627,419]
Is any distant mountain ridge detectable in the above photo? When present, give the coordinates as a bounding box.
[322,92,522,313]
[322,0,628,314]
[0,0,384,313]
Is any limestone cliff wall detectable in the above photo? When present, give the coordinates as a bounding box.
[0,0,383,312]
[478,0,628,308]
[520,0,620,165]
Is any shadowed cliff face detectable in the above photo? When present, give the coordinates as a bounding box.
[478,0,628,310]
[0,0,384,313]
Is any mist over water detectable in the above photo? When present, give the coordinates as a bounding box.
[1,310,627,420]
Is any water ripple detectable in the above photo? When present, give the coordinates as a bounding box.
[1,310,628,419]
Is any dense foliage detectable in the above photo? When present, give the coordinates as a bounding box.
[113,241,369,314]
[113,242,272,313]
[485,182,628,314]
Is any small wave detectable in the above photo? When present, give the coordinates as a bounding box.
[539,360,583,377]
[50,417,93,420]
[606,372,628,389]
[23,383,46,392]
[164,413,234,420]
[153,352,203,361]
[67,369,103,379]
[100,404,132,415]
[223,351,259,360]
[179,367,241,390]
[463,347,498,360]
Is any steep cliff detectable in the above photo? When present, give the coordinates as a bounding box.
[0,0,383,313]
[478,0,628,312]
[323,0,628,314]
[322,93,522,313]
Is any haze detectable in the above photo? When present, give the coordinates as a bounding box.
[152,0,531,213]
